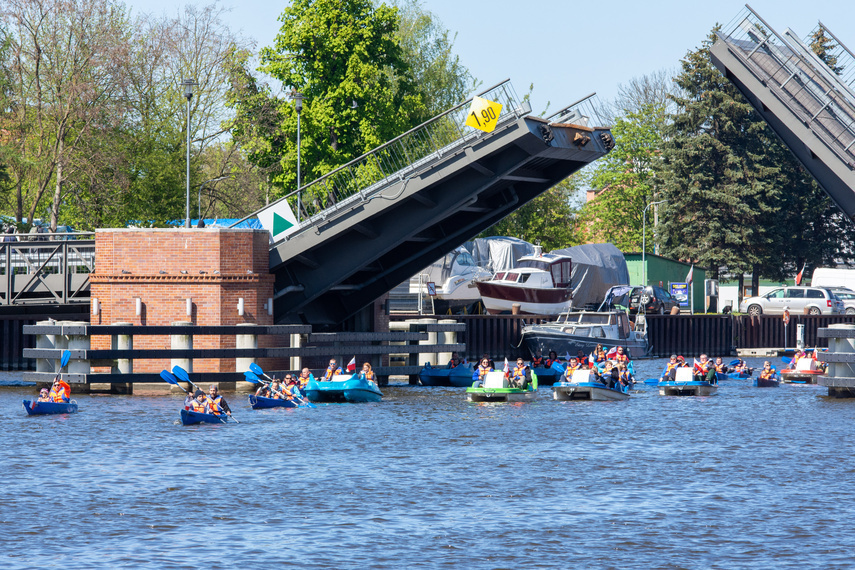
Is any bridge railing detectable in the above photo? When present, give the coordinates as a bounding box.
[0,234,95,305]
[718,6,855,166]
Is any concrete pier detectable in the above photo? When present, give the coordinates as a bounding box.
[818,324,855,398]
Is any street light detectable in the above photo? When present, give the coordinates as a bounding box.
[182,78,197,228]
[197,176,228,221]
[642,199,668,286]
[291,90,304,221]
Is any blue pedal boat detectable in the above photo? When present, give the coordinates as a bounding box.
[304,375,383,403]
[23,400,78,415]
[418,364,474,387]
[530,365,564,386]
[658,368,717,396]
[180,409,228,425]
[249,394,299,409]
[553,370,629,401]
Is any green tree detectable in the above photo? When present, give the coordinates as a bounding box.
[576,103,666,252]
[808,25,844,75]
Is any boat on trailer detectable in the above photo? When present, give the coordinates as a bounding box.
[780,357,823,384]
[22,400,79,415]
[659,367,718,396]
[553,370,629,401]
[466,371,537,403]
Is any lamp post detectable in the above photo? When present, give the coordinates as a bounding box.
[642,199,668,286]
[291,91,304,221]
[182,78,197,228]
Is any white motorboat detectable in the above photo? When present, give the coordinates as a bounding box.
[519,309,648,358]
[474,249,573,315]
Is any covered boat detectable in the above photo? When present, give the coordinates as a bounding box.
[418,363,475,387]
[466,371,537,403]
[553,370,630,401]
[22,399,78,415]
[249,394,300,409]
[781,357,823,384]
[180,409,228,425]
[474,249,572,315]
[407,247,493,314]
[304,374,383,403]
[519,310,648,358]
[658,367,718,396]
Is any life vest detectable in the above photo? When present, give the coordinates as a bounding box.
[448,359,461,369]
[615,353,629,364]
[49,381,70,403]
[760,367,776,380]
[299,374,311,387]
[324,365,341,380]
[190,399,208,413]
[619,369,632,383]
[511,365,526,383]
[270,386,284,399]
[594,352,606,363]
[566,363,583,374]
[665,361,679,374]
[531,356,545,367]
[362,370,375,382]
[207,395,225,415]
[715,364,726,373]
[576,356,589,367]
[545,358,561,368]
[476,366,491,380]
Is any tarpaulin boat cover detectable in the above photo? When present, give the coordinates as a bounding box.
[551,243,629,308]
[463,236,535,273]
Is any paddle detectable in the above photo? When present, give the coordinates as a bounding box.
[160,370,188,393]
[245,370,315,408]
[171,366,240,422]
[782,356,792,364]
[729,359,740,367]
[248,363,315,407]
[644,378,659,385]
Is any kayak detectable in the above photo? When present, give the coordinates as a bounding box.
[180,409,228,425]
[249,394,299,409]
[23,400,78,415]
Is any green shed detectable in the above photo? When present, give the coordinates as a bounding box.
[624,253,707,313]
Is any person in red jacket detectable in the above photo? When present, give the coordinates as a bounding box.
[48,375,70,403]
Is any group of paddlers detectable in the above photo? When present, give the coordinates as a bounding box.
[185,384,234,418]
[252,358,378,401]
[660,353,752,383]
[36,375,72,403]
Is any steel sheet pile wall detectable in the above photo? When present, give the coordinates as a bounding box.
[646,314,733,357]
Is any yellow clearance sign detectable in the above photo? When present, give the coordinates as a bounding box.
[465,96,503,133]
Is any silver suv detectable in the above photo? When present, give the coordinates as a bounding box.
[826,287,855,314]
[739,286,844,316]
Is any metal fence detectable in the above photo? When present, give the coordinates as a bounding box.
[0,235,95,305]
[718,6,855,165]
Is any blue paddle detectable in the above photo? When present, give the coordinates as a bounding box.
[644,378,659,385]
[248,363,315,407]
[729,359,740,367]
[172,366,239,422]
[61,349,70,370]
[782,356,792,365]
[160,370,188,392]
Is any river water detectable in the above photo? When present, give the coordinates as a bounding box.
[2,356,854,569]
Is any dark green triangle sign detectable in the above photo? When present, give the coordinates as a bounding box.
[273,212,293,236]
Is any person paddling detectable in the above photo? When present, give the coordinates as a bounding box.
[49,375,71,403]
[206,384,232,417]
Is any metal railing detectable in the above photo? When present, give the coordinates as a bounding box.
[235,80,529,243]
[1,234,95,305]
[717,6,855,165]
[546,92,607,127]
[809,22,855,91]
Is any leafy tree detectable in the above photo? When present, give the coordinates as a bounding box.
[575,103,667,253]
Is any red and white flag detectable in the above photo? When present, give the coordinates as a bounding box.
[686,264,694,285]
[795,263,806,286]
[606,346,617,359]
[346,356,357,372]
[503,357,509,376]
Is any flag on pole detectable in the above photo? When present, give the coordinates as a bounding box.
[795,263,806,286]
[606,346,618,359]
[346,356,357,372]
[686,264,694,285]
[503,357,510,377]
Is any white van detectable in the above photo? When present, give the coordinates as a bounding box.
[811,267,855,289]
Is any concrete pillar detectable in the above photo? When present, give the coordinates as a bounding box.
[35,320,56,376]
[107,322,133,395]
[823,324,855,398]
[235,323,258,393]
[417,318,438,367]
[438,318,457,365]
[290,333,302,372]
[170,321,193,393]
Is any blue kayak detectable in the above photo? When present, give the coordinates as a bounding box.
[249,394,299,409]
[180,409,228,425]
[305,375,383,403]
[23,400,78,415]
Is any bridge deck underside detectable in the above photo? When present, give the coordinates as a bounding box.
[711,39,855,221]
[269,116,612,325]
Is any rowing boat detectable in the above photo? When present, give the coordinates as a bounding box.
[249,394,299,409]
[22,399,78,415]
[180,409,228,425]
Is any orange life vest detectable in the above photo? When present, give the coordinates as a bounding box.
[545,359,560,368]
[477,366,491,380]
[760,367,776,380]
[665,361,679,374]
[566,363,583,374]
[511,365,526,382]
[615,353,629,364]
[531,356,545,367]
[190,399,208,413]
[49,381,70,403]
[324,365,341,380]
[207,395,225,415]
[362,370,375,382]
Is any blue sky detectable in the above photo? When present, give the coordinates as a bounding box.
[130,0,853,113]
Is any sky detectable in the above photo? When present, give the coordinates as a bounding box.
[127,0,855,114]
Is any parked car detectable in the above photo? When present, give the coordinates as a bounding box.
[738,286,844,316]
[826,287,855,315]
[628,285,680,315]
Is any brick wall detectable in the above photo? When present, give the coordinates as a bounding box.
[90,228,274,373]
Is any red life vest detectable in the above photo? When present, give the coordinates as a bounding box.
[545,359,560,368]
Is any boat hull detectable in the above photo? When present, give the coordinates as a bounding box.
[180,409,227,425]
[754,378,780,388]
[658,381,718,396]
[22,400,78,415]
[521,329,648,359]
[475,281,572,315]
[780,370,822,384]
[249,395,299,409]
[418,365,475,387]
[305,376,383,403]
[466,387,536,403]
[530,366,564,386]
[552,382,629,401]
